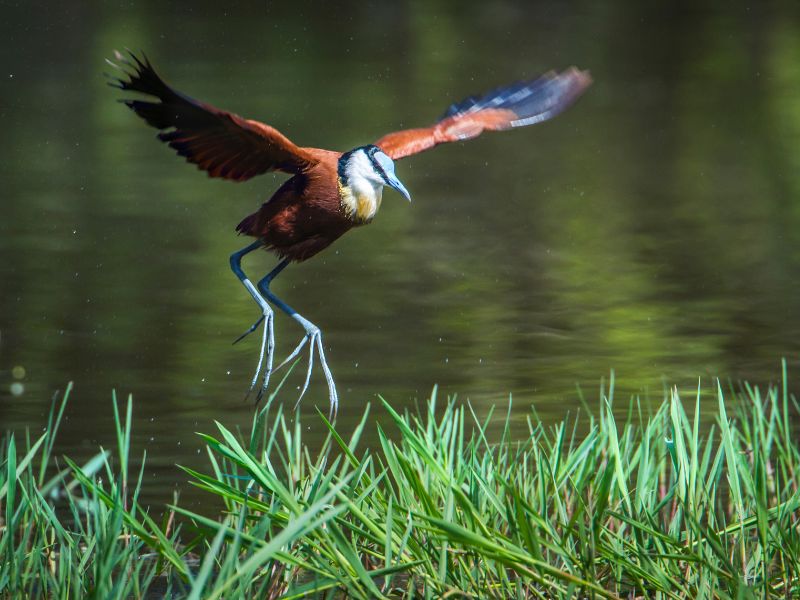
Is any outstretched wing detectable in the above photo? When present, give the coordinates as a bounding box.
[108,51,318,180]
[374,68,591,160]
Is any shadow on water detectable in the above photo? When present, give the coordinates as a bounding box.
[2,0,800,507]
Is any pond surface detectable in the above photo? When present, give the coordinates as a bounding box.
[2,1,800,508]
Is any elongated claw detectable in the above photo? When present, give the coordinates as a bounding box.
[274,320,338,418]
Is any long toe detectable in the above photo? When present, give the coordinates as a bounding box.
[273,334,311,373]
[313,334,338,418]
[244,311,275,403]
[254,315,276,406]
[295,332,318,407]
[291,329,338,416]
[233,314,265,345]
[269,315,337,413]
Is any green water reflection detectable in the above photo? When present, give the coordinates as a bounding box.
[2,1,800,507]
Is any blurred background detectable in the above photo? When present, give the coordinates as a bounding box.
[2,0,800,508]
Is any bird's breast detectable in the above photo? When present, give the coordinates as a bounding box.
[337,179,383,225]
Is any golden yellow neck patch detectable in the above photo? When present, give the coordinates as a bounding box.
[338,179,382,224]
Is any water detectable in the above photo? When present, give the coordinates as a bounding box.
[2,1,800,508]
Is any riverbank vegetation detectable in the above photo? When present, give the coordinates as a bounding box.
[2,370,800,598]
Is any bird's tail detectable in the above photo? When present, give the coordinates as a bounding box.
[236,213,258,236]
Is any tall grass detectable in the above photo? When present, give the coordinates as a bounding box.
[2,368,800,598]
[0,383,186,597]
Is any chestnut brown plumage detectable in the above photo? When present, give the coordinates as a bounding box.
[109,51,591,414]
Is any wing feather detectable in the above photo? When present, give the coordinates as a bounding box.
[375,68,591,160]
[109,51,317,180]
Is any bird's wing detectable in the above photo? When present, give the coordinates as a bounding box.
[374,68,591,160]
[108,51,318,180]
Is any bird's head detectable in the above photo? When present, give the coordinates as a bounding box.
[338,145,411,202]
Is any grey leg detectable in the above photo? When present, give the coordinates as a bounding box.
[229,240,275,401]
[256,265,338,418]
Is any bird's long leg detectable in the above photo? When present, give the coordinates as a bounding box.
[256,268,338,417]
[243,258,291,400]
[229,240,275,400]
[233,258,289,345]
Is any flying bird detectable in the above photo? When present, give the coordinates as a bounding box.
[109,51,591,416]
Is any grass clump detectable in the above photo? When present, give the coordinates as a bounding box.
[2,367,800,598]
[0,383,186,598]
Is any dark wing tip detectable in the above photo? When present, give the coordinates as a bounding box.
[106,49,174,102]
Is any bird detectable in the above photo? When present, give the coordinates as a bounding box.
[108,50,591,416]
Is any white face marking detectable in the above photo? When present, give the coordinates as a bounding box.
[346,149,386,186]
[339,149,387,223]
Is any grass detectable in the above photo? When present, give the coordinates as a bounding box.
[2,366,800,599]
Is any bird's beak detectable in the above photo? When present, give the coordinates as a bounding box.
[387,176,412,202]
